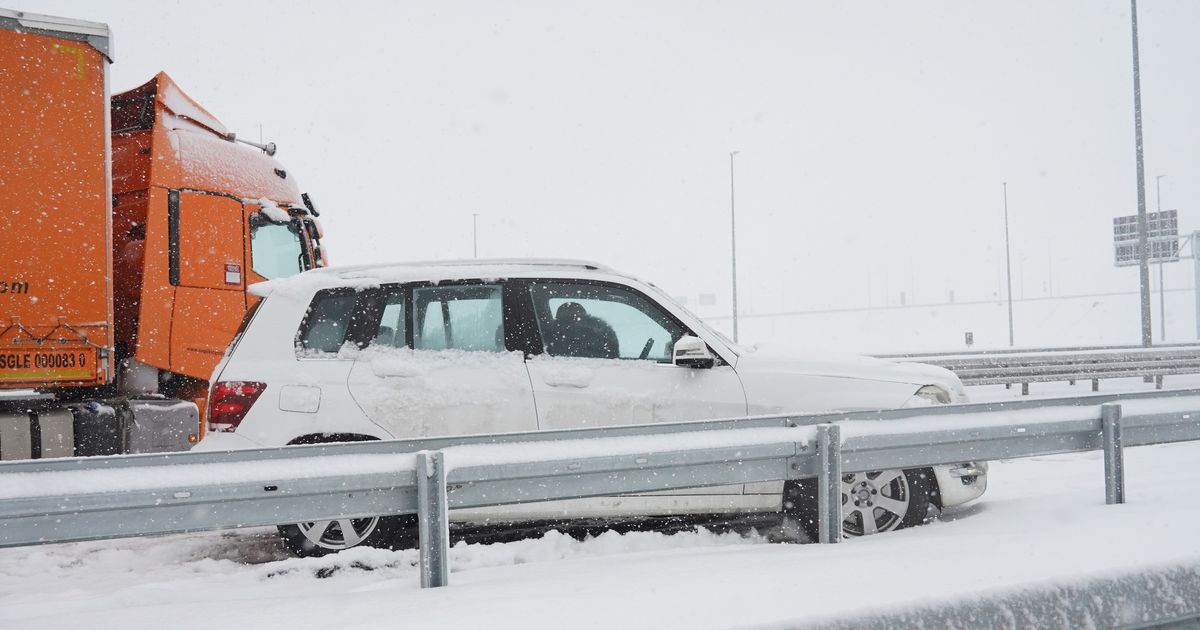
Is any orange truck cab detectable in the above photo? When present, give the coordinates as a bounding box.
[0,9,326,459]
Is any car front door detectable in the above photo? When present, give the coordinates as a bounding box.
[520,279,748,430]
[345,281,538,438]
[503,278,751,517]
[513,279,749,517]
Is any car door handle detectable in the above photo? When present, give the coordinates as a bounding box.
[543,375,591,388]
[370,363,418,378]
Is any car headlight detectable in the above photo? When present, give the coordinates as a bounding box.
[904,385,951,407]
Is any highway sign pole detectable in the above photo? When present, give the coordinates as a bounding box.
[1131,0,1153,347]
[729,150,740,343]
[1157,175,1167,340]
[1194,232,1200,340]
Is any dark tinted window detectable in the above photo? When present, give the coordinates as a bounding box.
[296,290,357,355]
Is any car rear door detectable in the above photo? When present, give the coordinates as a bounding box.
[345,281,538,438]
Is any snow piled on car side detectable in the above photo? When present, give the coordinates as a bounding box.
[344,346,537,437]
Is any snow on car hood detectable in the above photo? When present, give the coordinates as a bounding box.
[734,344,965,398]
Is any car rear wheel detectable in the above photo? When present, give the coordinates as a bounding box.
[277,434,419,557]
[278,515,417,557]
[783,467,933,540]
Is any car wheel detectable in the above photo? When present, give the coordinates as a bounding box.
[278,515,418,557]
[783,467,933,540]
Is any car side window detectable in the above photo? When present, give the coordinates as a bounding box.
[529,282,686,362]
[296,290,357,356]
[413,284,505,352]
[369,288,407,348]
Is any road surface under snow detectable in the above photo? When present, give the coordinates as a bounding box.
[2,380,1200,629]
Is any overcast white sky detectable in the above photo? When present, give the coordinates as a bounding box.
[16,0,1200,321]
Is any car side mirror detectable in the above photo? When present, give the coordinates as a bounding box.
[673,335,715,369]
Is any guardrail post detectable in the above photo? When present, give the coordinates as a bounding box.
[816,423,842,544]
[416,451,450,588]
[1101,404,1125,505]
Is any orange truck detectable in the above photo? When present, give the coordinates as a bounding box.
[0,9,326,459]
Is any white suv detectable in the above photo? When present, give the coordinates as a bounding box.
[196,259,987,556]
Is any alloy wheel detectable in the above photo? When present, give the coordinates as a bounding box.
[296,517,381,550]
[840,470,911,536]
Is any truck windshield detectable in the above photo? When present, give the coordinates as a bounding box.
[250,217,308,279]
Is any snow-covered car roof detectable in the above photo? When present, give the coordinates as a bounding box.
[249,258,625,298]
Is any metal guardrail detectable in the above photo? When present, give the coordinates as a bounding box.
[877,341,1200,359]
[1,388,1200,592]
[879,343,1200,393]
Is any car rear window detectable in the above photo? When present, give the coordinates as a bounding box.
[296,290,357,355]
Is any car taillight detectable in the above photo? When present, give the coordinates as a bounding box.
[208,381,266,433]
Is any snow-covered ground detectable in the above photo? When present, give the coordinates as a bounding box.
[3,383,1200,628]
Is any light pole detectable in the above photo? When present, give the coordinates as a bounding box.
[1131,0,1153,347]
[1003,182,1015,347]
[472,213,479,258]
[729,150,740,343]
[1157,174,1167,340]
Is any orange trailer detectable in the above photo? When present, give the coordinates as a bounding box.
[0,9,112,390]
[0,9,326,459]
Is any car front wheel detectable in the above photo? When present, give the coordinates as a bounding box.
[783,467,933,540]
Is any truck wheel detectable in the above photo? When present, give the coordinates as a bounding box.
[278,515,417,557]
[783,468,933,539]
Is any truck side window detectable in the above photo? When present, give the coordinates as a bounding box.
[296,290,356,356]
[250,213,307,279]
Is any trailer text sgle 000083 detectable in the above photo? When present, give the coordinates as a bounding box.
[0,352,88,370]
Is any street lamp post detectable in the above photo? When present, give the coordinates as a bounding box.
[1131,0,1153,347]
[729,150,740,343]
[472,213,479,258]
[1003,182,1015,347]
[1157,174,1167,340]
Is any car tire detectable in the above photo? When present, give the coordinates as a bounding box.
[278,434,419,557]
[278,514,418,557]
[783,467,933,540]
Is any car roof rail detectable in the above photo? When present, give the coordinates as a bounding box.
[325,258,614,276]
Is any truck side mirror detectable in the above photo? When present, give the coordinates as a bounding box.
[673,335,715,369]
